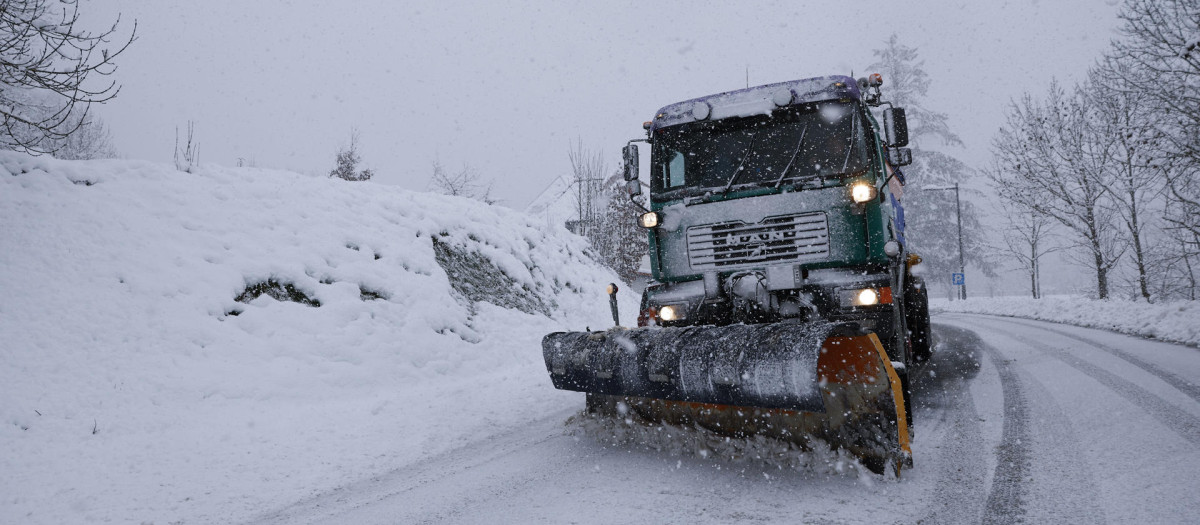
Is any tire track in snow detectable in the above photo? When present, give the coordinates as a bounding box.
[978,341,1031,525]
[990,355,1108,524]
[913,324,988,524]
[940,318,1109,525]
[972,318,1200,448]
[976,315,1200,405]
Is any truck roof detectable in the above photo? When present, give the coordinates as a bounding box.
[649,75,860,132]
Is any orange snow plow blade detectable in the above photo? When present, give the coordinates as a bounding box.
[543,323,911,474]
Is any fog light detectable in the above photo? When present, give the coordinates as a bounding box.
[851,182,877,203]
[658,304,684,321]
[839,287,892,307]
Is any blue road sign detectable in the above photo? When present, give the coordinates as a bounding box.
[952,273,965,286]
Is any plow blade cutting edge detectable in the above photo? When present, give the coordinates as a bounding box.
[542,322,911,474]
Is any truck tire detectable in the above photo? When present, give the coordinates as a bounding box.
[906,277,932,363]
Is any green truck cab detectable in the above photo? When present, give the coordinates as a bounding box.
[624,74,929,365]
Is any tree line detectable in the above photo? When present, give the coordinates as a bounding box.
[988,0,1198,301]
[564,139,647,284]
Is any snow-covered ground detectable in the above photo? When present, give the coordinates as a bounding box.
[931,296,1200,347]
[251,314,1200,524]
[0,153,636,524]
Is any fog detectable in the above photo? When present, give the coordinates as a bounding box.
[86,0,1124,296]
[92,0,1119,205]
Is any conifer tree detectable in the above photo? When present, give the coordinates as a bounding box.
[867,35,993,295]
[329,130,373,181]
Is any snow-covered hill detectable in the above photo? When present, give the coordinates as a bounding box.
[0,152,636,524]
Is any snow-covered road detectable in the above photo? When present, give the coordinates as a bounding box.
[250,314,1200,524]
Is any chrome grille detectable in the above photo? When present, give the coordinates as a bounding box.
[687,212,829,270]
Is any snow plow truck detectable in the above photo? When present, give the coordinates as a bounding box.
[542,74,931,475]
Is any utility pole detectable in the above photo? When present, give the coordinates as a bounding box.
[923,183,967,300]
[954,182,966,300]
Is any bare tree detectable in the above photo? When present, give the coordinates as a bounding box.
[0,0,135,154]
[1104,0,1200,165]
[429,160,493,203]
[52,114,117,160]
[563,140,646,280]
[1176,231,1200,300]
[1087,66,1164,301]
[567,138,607,238]
[328,129,373,181]
[992,199,1064,299]
[1155,189,1200,300]
[174,121,198,173]
[991,82,1125,298]
[1140,227,1197,300]
[1157,147,1200,262]
[1102,0,1200,243]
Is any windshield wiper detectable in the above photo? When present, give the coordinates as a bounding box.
[720,130,762,195]
[773,123,809,188]
[838,112,861,174]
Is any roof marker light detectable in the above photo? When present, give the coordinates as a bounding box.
[772,89,793,107]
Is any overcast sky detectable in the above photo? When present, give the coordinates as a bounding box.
[88,0,1121,211]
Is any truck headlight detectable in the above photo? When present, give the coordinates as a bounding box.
[856,289,879,305]
[638,211,660,228]
[839,287,892,307]
[850,182,878,203]
[658,304,685,321]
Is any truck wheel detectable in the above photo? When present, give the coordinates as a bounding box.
[899,370,913,432]
[906,277,932,363]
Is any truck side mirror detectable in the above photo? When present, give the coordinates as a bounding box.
[888,147,912,167]
[622,144,639,181]
[883,108,909,148]
[626,179,642,196]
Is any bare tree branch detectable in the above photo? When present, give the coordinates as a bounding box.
[429,160,493,203]
[1,0,136,154]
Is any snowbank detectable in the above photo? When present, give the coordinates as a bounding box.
[931,296,1200,347]
[0,152,636,524]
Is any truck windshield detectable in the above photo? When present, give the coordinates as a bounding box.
[651,101,870,199]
